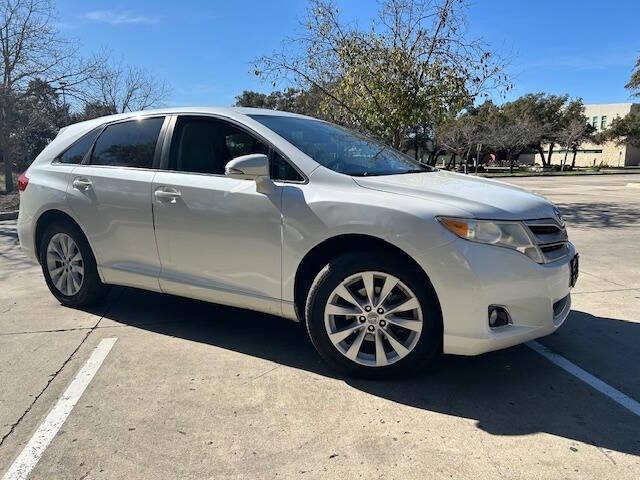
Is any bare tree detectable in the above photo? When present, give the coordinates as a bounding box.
[483,112,540,173]
[0,0,102,191]
[90,59,171,114]
[439,114,481,170]
[557,117,593,170]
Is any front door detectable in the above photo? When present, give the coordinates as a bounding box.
[66,116,166,291]
[152,116,283,315]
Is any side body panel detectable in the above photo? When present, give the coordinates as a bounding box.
[279,166,459,320]
[152,172,283,315]
[66,165,161,291]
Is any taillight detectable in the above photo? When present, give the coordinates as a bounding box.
[18,173,29,191]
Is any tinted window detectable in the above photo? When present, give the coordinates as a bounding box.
[271,152,303,182]
[90,117,164,168]
[249,115,433,176]
[56,128,101,164]
[170,117,268,175]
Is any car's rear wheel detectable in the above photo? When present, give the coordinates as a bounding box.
[39,221,108,307]
[305,252,441,378]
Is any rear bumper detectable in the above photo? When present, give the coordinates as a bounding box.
[420,238,576,356]
[17,210,38,264]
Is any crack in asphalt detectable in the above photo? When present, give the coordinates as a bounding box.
[0,289,123,450]
[0,326,93,336]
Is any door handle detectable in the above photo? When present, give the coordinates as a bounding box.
[154,187,182,203]
[72,177,92,190]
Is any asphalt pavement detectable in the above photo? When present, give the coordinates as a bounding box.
[1,174,639,479]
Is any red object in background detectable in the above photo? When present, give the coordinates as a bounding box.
[17,173,29,191]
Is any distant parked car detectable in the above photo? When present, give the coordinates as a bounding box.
[17,108,578,377]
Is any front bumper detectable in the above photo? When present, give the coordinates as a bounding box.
[421,238,576,356]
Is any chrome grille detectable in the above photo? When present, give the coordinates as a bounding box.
[524,218,570,263]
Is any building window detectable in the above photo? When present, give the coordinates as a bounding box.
[592,116,599,129]
[600,115,607,130]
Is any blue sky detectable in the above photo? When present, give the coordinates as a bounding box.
[56,0,640,107]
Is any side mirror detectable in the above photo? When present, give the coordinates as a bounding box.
[225,154,269,180]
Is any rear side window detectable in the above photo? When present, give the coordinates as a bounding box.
[90,117,164,168]
[56,128,101,164]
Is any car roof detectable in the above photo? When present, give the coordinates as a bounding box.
[34,106,322,171]
[56,106,316,140]
[85,106,310,124]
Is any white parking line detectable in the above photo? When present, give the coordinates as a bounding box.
[2,338,118,480]
[527,340,640,417]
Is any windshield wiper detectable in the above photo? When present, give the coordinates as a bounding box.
[396,168,433,174]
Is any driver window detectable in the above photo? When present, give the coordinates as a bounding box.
[169,116,268,175]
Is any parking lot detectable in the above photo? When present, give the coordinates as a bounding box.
[1,174,639,479]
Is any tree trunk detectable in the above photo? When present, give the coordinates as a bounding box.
[1,150,12,192]
[571,148,578,169]
[414,126,419,161]
[464,149,471,174]
[547,143,555,166]
[446,153,456,170]
[430,149,443,167]
[508,152,514,174]
[0,98,13,192]
[536,145,547,167]
[561,148,570,171]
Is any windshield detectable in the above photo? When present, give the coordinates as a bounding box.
[249,114,433,176]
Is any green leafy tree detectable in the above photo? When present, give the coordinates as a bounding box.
[501,93,570,167]
[602,114,640,149]
[626,56,640,97]
[254,0,506,159]
[234,87,324,117]
[10,79,70,170]
[72,101,118,122]
[598,56,640,153]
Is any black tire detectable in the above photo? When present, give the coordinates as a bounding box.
[39,220,109,307]
[305,252,442,379]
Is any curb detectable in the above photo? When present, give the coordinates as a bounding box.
[479,170,640,178]
[0,210,18,221]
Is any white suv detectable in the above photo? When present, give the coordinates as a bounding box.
[17,108,578,377]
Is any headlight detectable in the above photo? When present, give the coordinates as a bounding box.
[438,217,543,263]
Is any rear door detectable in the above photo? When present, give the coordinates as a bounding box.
[66,116,168,291]
[151,115,283,314]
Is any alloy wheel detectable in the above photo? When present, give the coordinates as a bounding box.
[46,233,84,296]
[324,271,423,367]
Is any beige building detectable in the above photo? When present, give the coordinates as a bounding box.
[520,103,640,167]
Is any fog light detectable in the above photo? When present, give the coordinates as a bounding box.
[488,306,511,328]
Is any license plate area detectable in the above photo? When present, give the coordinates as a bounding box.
[569,253,579,287]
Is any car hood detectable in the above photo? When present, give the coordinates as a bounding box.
[353,170,556,220]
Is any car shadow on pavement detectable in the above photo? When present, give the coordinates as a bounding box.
[556,202,640,228]
[92,287,640,457]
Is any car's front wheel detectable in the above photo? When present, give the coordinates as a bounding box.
[305,252,442,378]
[39,220,108,307]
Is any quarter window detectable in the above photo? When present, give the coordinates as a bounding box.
[271,152,304,182]
[56,128,101,164]
[90,117,164,168]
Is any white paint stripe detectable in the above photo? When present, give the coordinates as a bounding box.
[2,338,117,480]
[527,340,640,417]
